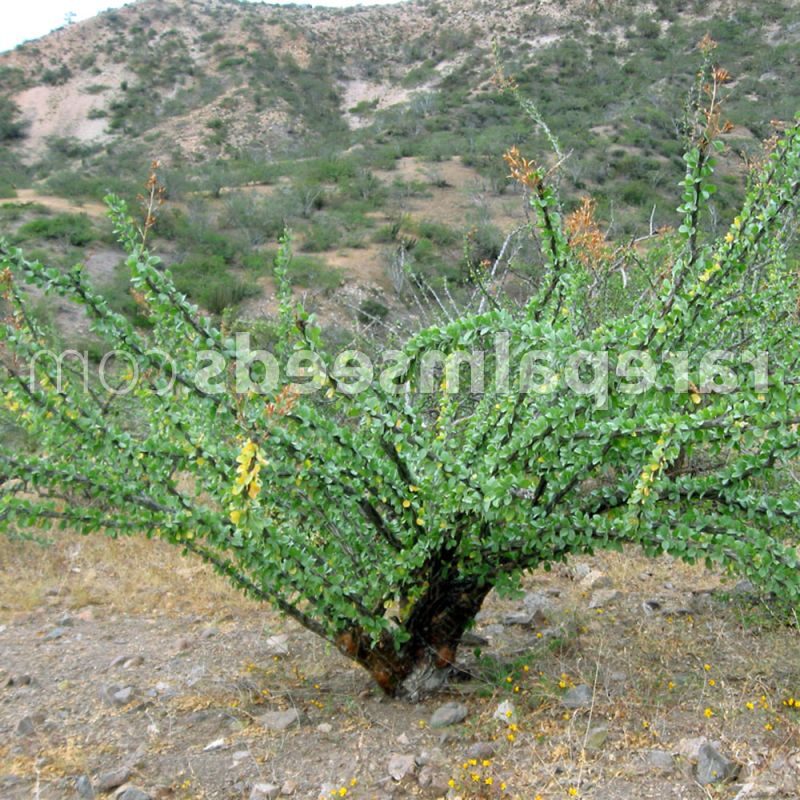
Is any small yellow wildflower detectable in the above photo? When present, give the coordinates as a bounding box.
[745,701,755,710]
[703,664,712,672]
[704,707,714,718]
[402,499,411,508]
[708,679,716,687]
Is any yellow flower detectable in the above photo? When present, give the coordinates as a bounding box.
[229,509,243,525]
[703,663,711,672]
[725,232,734,243]
[339,788,347,797]
[402,499,411,508]
[448,779,456,788]
[704,707,714,718]
[485,777,493,785]
[568,788,579,797]
[745,701,754,710]
[708,679,716,687]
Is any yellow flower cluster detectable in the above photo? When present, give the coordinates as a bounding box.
[233,438,268,501]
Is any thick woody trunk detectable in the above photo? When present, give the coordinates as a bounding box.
[336,575,493,700]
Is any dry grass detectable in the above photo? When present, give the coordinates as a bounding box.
[0,529,249,621]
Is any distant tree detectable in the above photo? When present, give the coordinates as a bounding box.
[1,53,799,698]
[0,96,26,142]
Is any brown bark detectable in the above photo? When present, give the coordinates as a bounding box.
[336,575,493,699]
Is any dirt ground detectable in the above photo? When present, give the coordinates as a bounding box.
[1,533,799,800]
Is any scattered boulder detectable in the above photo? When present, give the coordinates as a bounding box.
[562,685,593,709]
[115,788,151,800]
[696,742,739,785]
[465,742,496,760]
[677,736,709,761]
[585,725,609,751]
[429,702,468,728]
[387,753,416,781]
[44,626,69,641]
[112,687,135,706]
[96,767,132,792]
[417,765,451,793]
[316,723,333,734]
[16,714,40,736]
[249,783,280,800]
[202,738,226,752]
[6,674,32,687]
[264,634,290,657]
[280,780,297,796]
[588,589,621,609]
[257,708,301,731]
[644,749,676,772]
[75,775,95,799]
[493,700,516,724]
[523,591,553,613]
[580,569,612,590]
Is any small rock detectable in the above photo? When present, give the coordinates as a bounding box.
[493,700,516,724]
[580,570,612,590]
[397,732,411,747]
[16,715,38,736]
[75,775,95,799]
[203,738,226,752]
[112,687,135,706]
[571,563,592,580]
[115,789,151,800]
[465,742,496,760]
[264,634,290,657]
[57,614,75,627]
[588,589,621,609]
[522,591,552,612]
[176,638,192,652]
[249,783,280,800]
[44,626,69,641]
[75,608,94,622]
[417,765,450,793]
[502,610,534,625]
[200,626,218,639]
[642,599,662,614]
[732,579,756,596]
[696,742,739,785]
[186,665,205,687]
[644,749,676,771]
[96,768,132,792]
[316,723,333,734]
[562,684,593,709]
[123,656,144,669]
[429,702,468,728]
[676,736,709,761]
[387,753,416,782]
[585,725,609,750]
[7,674,32,687]
[110,655,130,668]
[258,708,301,731]
[280,780,297,796]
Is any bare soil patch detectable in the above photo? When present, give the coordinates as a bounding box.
[1,534,798,800]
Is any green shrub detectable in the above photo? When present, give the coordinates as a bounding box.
[0,96,25,142]
[301,218,342,252]
[286,253,343,290]
[16,213,95,247]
